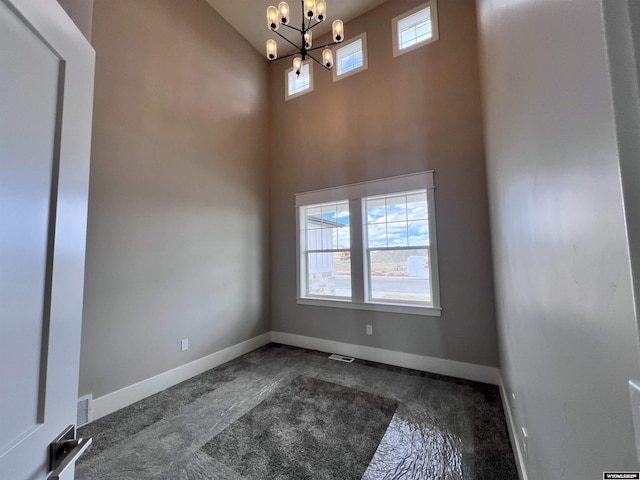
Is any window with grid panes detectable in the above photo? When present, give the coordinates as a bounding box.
[392,1,439,57]
[296,172,441,316]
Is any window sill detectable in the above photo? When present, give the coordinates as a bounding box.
[297,297,442,317]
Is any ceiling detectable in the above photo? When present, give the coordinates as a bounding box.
[205,0,389,58]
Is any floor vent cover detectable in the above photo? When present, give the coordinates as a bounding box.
[77,394,93,427]
[328,354,355,363]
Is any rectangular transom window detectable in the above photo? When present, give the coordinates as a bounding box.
[392,1,439,57]
[286,61,313,100]
[333,32,368,81]
[296,172,441,316]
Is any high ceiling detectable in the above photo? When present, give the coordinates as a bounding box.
[205,0,389,58]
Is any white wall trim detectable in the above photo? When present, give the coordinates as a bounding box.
[89,331,505,428]
[271,331,500,385]
[90,332,271,422]
[498,375,529,480]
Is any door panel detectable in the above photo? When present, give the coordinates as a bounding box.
[0,0,61,455]
[0,0,95,479]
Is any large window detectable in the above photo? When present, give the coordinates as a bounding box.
[296,172,441,316]
[392,1,439,57]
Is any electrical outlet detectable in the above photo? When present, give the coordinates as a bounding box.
[521,427,528,461]
[366,325,373,335]
[181,338,189,351]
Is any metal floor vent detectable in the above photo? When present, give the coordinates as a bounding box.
[77,394,93,427]
[328,354,355,363]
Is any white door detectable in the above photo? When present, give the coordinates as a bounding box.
[0,0,94,479]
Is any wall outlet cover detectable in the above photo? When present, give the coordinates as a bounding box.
[629,380,640,464]
[366,325,373,335]
[181,338,189,351]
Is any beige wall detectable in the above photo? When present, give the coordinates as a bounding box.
[79,0,270,398]
[478,0,640,476]
[269,0,500,367]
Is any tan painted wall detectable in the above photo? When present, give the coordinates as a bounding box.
[269,0,500,367]
[478,0,640,476]
[79,0,270,398]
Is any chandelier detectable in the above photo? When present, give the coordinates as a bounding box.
[265,1,345,76]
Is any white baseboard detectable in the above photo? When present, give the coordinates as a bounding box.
[499,376,528,480]
[91,332,271,421]
[271,331,501,385]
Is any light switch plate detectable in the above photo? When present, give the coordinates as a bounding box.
[629,380,640,464]
[181,338,189,351]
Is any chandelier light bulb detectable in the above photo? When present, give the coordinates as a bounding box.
[267,6,279,30]
[278,2,290,24]
[293,56,303,75]
[264,0,346,77]
[266,39,278,60]
[305,0,316,19]
[323,48,333,68]
[332,19,344,42]
[316,1,326,22]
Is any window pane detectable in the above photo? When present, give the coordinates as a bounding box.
[385,194,407,222]
[387,223,408,247]
[367,223,387,248]
[307,252,351,298]
[305,202,350,251]
[366,197,386,223]
[415,21,431,42]
[354,52,363,69]
[288,63,311,96]
[400,28,416,48]
[336,202,350,248]
[406,192,428,220]
[398,6,432,50]
[369,249,431,304]
[305,206,321,223]
[337,38,364,76]
[408,220,429,246]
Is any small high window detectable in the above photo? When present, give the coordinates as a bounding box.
[392,1,439,57]
[285,61,313,100]
[333,33,368,81]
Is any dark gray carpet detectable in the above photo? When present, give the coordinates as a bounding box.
[77,343,518,480]
[201,375,398,480]
[78,359,238,463]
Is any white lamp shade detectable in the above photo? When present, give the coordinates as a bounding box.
[293,56,303,74]
[266,39,278,60]
[316,0,326,22]
[332,19,344,42]
[323,48,333,68]
[304,30,312,49]
[267,6,279,30]
[278,2,290,24]
[305,0,316,18]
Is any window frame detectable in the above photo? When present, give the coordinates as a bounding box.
[332,32,369,82]
[392,1,439,58]
[298,200,352,301]
[295,172,442,317]
[285,60,314,101]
